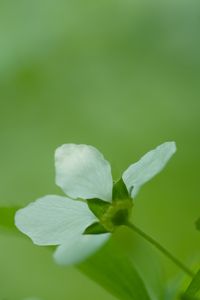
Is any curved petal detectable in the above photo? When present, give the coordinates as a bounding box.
[15,195,96,245]
[122,142,176,198]
[54,232,110,265]
[55,144,113,202]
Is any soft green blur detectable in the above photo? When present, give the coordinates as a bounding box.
[0,0,200,299]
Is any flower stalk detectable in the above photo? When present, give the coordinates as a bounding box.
[126,222,195,278]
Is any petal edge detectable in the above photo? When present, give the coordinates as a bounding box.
[122,142,176,198]
[55,144,113,202]
[54,232,110,265]
[15,195,96,245]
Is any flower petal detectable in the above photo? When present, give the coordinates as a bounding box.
[55,144,113,201]
[54,232,110,265]
[15,195,96,245]
[122,142,176,198]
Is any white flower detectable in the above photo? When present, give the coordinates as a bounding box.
[15,142,176,266]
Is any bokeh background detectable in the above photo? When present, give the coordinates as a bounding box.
[0,0,200,299]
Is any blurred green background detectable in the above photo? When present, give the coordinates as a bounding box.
[0,0,200,299]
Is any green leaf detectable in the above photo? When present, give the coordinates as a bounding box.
[181,295,200,300]
[84,222,108,234]
[78,238,151,300]
[87,198,110,219]
[112,178,130,201]
[195,218,200,231]
[164,274,187,300]
[183,269,200,300]
[0,206,20,234]
[2,207,151,300]
[115,226,165,300]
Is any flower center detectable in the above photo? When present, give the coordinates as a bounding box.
[84,178,133,235]
[100,199,133,232]
[84,197,133,234]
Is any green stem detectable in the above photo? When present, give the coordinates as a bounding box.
[126,222,194,278]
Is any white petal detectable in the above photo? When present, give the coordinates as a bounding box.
[55,144,113,201]
[122,142,176,198]
[54,232,110,265]
[15,195,96,245]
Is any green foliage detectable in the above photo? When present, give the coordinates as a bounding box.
[182,270,200,300]
[0,206,150,299]
[2,210,151,300]
[181,295,199,300]
[0,206,20,234]
[87,198,110,219]
[78,239,151,300]
[84,222,108,234]
[112,178,130,201]
[195,218,200,231]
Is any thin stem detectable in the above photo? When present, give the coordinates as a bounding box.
[126,222,194,278]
